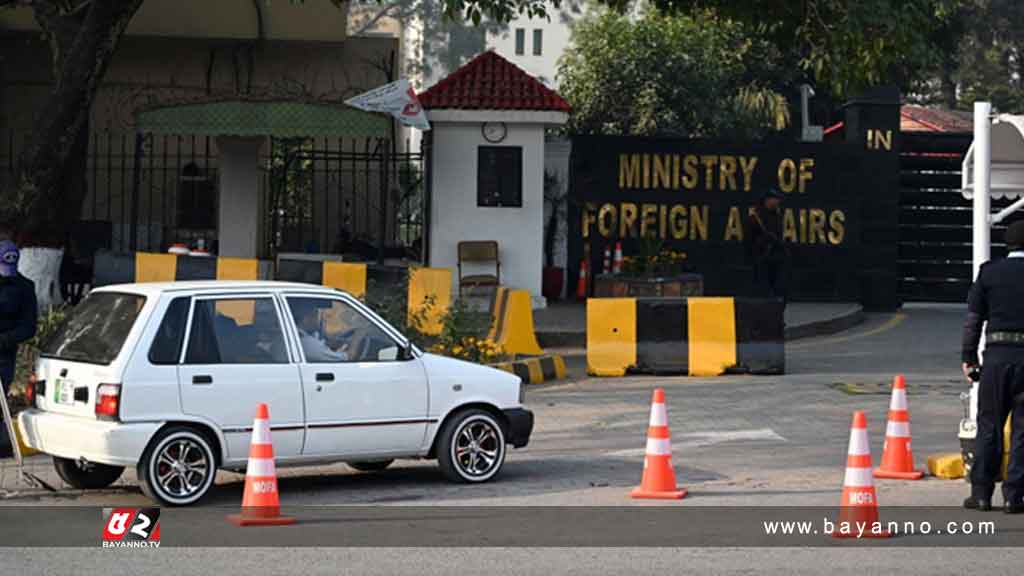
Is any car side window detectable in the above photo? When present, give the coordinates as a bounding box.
[287,297,400,364]
[148,297,190,365]
[184,298,288,365]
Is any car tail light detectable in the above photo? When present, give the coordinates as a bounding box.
[25,374,36,406]
[95,384,121,420]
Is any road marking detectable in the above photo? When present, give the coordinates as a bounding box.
[787,313,906,350]
[604,428,786,457]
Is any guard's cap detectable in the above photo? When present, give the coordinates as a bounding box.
[0,240,18,277]
[1006,220,1024,249]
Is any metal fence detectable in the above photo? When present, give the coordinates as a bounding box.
[1,130,424,262]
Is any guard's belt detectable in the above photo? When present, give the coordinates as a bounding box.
[987,331,1024,344]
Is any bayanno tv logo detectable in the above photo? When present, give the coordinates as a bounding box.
[101,508,161,548]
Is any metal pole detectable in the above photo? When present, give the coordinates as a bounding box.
[378,138,389,265]
[129,133,145,252]
[973,102,992,278]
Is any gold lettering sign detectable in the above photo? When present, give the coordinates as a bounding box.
[724,206,744,241]
[640,204,658,238]
[778,158,797,193]
[683,155,699,189]
[670,205,688,239]
[739,156,757,192]
[619,154,641,188]
[809,208,827,244]
[598,204,616,237]
[620,203,638,237]
[720,156,738,191]
[829,210,846,244]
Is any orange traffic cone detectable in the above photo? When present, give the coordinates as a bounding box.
[576,259,588,301]
[833,411,888,538]
[227,403,296,526]
[612,242,623,274]
[874,375,924,480]
[631,388,687,499]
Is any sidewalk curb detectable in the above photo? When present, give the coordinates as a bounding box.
[490,355,567,385]
[783,306,865,341]
[538,305,866,347]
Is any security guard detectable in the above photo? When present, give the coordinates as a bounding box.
[745,188,790,302]
[0,237,36,392]
[0,236,36,458]
[962,220,1024,513]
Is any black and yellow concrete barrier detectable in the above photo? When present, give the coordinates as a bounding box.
[486,286,544,356]
[93,250,261,286]
[275,258,367,298]
[491,355,567,385]
[407,267,451,336]
[587,297,784,377]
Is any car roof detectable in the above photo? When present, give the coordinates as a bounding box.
[92,280,347,297]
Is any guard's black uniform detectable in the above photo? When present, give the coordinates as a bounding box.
[962,250,1024,510]
[745,201,789,301]
[0,272,36,393]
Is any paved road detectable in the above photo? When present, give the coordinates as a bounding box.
[4,303,1016,574]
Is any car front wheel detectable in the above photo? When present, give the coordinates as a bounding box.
[437,409,506,483]
[137,426,217,506]
[53,457,124,489]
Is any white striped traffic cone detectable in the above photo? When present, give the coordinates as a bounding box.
[834,411,888,538]
[227,403,295,526]
[631,388,686,499]
[874,375,924,480]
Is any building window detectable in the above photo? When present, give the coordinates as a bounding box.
[533,29,543,56]
[177,162,216,230]
[478,147,522,208]
[515,28,525,55]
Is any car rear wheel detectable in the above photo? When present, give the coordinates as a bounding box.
[347,460,394,473]
[138,426,217,506]
[52,457,124,489]
[437,409,506,483]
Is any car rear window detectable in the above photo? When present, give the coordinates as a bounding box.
[41,292,146,365]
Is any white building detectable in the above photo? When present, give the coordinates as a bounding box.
[419,52,570,302]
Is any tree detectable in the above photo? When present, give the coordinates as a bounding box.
[625,0,965,100]
[558,7,792,139]
[0,0,554,246]
[953,0,1024,112]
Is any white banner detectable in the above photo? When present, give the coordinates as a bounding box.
[345,79,430,131]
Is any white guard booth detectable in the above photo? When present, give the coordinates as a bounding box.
[960,102,1024,423]
[962,102,1024,276]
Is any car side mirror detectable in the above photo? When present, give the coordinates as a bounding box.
[398,343,414,361]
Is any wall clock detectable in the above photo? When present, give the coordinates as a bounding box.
[482,122,508,143]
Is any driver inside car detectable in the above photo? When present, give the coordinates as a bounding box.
[292,299,349,363]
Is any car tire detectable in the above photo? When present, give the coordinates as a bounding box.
[137,426,217,507]
[437,409,506,483]
[52,457,124,489]
[346,460,394,473]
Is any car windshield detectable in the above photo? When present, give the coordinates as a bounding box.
[41,292,146,365]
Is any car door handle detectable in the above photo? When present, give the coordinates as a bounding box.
[192,375,213,385]
[315,373,335,382]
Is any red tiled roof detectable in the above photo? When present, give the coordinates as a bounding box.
[419,51,571,112]
[900,105,972,133]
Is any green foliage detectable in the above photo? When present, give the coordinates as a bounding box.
[640,0,962,99]
[952,0,1024,112]
[11,305,68,399]
[430,297,506,363]
[558,8,792,139]
[363,276,433,348]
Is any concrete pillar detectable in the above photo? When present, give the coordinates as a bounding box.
[216,136,265,258]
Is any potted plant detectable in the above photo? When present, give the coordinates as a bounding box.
[542,170,567,301]
[595,237,703,297]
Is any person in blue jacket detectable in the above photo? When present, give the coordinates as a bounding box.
[0,236,37,393]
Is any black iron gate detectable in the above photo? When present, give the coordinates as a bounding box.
[899,131,1024,302]
[261,137,424,262]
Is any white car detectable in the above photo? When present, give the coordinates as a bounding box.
[17,281,533,505]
